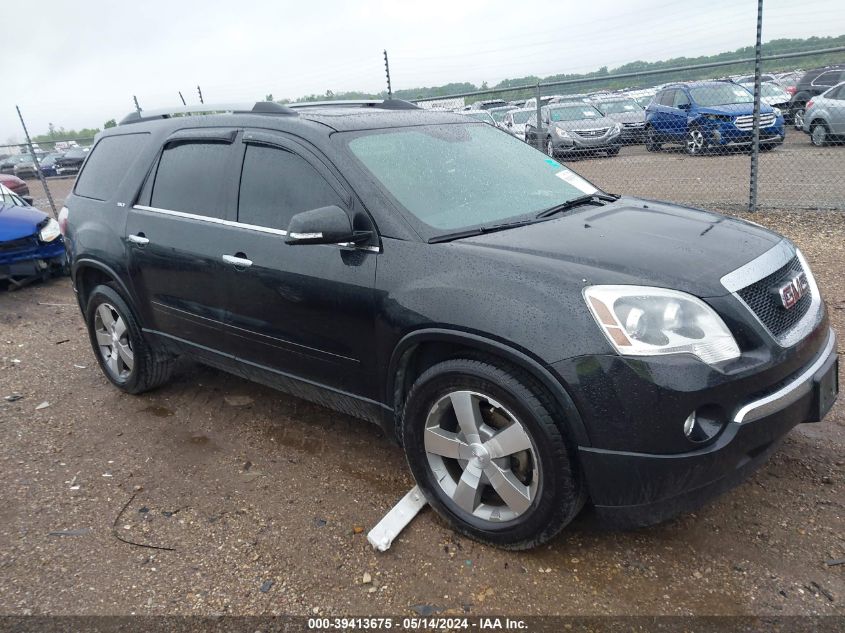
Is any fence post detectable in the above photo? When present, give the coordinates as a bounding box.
[748,0,763,212]
[535,83,544,153]
[15,105,58,218]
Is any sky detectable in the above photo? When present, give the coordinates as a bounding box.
[2,0,843,142]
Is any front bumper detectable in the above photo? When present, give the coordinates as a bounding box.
[577,328,838,527]
[707,121,785,147]
[0,239,67,282]
[552,131,621,152]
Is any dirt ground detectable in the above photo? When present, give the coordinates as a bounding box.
[1,168,843,619]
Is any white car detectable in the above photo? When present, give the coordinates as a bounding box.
[502,108,534,141]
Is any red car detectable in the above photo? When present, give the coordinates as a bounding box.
[0,174,30,198]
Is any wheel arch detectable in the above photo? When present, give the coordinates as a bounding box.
[73,258,135,313]
[386,328,591,448]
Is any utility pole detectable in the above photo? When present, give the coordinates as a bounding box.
[133,95,142,115]
[178,91,186,106]
[197,85,204,104]
[535,83,544,153]
[748,0,763,212]
[384,50,393,100]
[15,106,57,217]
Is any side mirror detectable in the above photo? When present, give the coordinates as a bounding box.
[22,195,34,206]
[285,205,371,246]
[506,120,513,127]
[678,102,691,111]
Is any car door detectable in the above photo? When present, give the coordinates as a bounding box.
[648,90,672,136]
[126,129,243,361]
[825,85,845,134]
[224,131,378,398]
[667,89,691,139]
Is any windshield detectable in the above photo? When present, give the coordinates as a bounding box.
[510,110,532,124]
[596,99,642,114]
[741,83,785,98]
[489,109,514,122]
[346,123,600,234]
[464,111,495,124]
[691,84,753,106]
[548,105,603,122]
[0,184,25,207]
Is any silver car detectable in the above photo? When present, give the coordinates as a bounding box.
[802,81,845,146]
[525,103,622,158]
[589,97,647,143]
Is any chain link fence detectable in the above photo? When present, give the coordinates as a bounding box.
[412,48,845,212]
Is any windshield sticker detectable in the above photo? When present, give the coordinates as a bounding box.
[583,111,597,116]
[733,89,747,97]
[544,158,562,169]
[556,170,598,194]
[623,105,635,110]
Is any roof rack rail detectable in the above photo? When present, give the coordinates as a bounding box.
[287,99,420,110]
[118,101,298,126]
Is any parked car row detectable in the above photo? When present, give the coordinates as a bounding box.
[0,146,89,179]
[456,64,843,155]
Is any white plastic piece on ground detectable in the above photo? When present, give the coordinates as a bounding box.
[367,485,427,552]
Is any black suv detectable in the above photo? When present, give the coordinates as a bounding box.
[62,100,839,549]
[789,64,845,129]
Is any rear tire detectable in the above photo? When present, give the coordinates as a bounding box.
[645,127,662,152]
[85,284,173,394]
[793,105,805,130]
[810,121,829,147]
[402,358,585,550]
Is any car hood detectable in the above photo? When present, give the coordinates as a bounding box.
[696,102,774,116]
[0,203,47,241]
[455,197,783,297]
[552,116,617,131]
[602,111,646,124]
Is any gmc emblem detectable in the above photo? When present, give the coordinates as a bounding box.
[777,272,810,310]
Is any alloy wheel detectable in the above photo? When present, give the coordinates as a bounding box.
[93,302,134,380]
[811,124,827,146]
[423,390,539,523]
[686,128,705,154]
[546,139,555,157]
[794,108,805,130]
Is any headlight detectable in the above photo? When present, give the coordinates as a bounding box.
[38,218,61,242]
[773,107,782,116]
[584,285,741,365]
[612,123,621,133]
[554,127,570,138]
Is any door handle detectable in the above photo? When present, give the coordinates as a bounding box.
[127,233,149,245]
[222,254,253,268]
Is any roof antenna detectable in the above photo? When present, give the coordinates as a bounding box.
[133,95,142,115]
[178,91,187,106]
[383,50,392,100]
[197,85,204,104]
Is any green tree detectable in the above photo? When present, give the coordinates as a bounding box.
[104,119,117,129]
[265,94,273,102]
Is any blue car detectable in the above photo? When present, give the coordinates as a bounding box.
[0,184,67,287]
[38,153,64,178]
[645,81,785,155]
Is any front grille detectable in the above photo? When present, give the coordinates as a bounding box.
[737,255,812,341]
[574,128,608,138]
[622,122,645,128]
[734,113,776,130]
[0,236,37,254]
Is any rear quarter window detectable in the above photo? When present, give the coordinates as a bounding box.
[74,133,150,201]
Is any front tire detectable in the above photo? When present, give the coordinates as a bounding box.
[402,358,585,549]
[85,284,173,394]
[684,126,707,155]
[546,138,556,158]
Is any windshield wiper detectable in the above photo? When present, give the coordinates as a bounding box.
[535,193,617,219]
[428,218,538,244]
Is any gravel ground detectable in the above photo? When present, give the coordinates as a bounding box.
[1,164,843,618]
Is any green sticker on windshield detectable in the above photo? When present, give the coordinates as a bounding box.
[544,158,561,168]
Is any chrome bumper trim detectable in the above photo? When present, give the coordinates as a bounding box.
[734,328,837,424]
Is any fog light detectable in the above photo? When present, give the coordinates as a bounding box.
[683,411,696,437]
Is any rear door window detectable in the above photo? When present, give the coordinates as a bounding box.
[658,90,675,107]
[237,144,343,230]
[150,142,232,218]
[673,91,690,108]
[74,133,149,201]
[815,71,842,87]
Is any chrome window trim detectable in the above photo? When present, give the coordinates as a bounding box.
[131,204,380,252]
[733,328,836,424]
